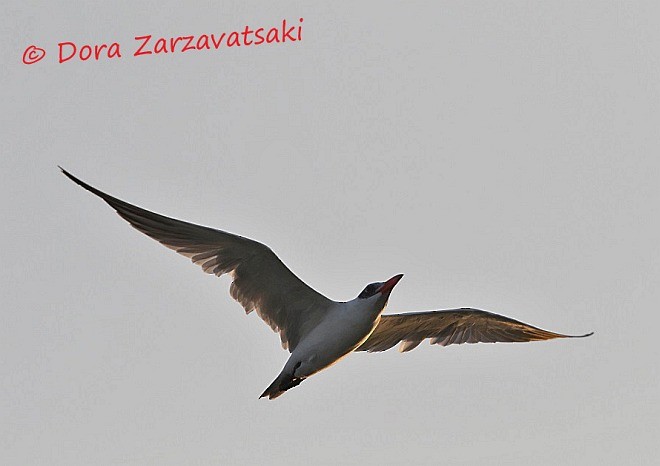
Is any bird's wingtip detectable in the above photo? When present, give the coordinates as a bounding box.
[58,167,102,197]
[58,165,75,180]
[570,331,594,338]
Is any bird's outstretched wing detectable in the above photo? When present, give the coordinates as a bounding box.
[60,167,332,352]
[356,308,593,352]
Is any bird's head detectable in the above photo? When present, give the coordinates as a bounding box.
[357,274,404,309]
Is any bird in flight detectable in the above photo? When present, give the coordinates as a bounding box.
[60,168,593,399]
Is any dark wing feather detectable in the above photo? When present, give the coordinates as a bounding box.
[356,308,593,352]
[60,167,332,352]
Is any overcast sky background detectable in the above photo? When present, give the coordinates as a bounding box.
[2,1,659,465]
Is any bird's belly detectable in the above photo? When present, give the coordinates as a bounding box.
[292,312,378,377]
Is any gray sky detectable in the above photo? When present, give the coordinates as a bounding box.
[2,1,659,464]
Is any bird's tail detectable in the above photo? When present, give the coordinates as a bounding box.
[259,371,306,400]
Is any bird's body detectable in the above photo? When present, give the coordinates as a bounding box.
[60,168,593,399]
[290,298,382,376]
[263,297,384,398]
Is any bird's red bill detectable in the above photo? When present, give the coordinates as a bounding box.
[377,274,404,294]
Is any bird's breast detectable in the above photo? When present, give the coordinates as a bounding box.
[292,302,380,374]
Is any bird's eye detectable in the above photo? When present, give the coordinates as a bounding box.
[358,283,380,299]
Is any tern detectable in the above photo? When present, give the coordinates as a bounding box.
[60,168,593,399]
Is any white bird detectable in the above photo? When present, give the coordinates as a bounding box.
[60,168,593,399]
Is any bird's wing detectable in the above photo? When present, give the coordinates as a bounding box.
[60,168,333,352]
[356,308,593,352]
